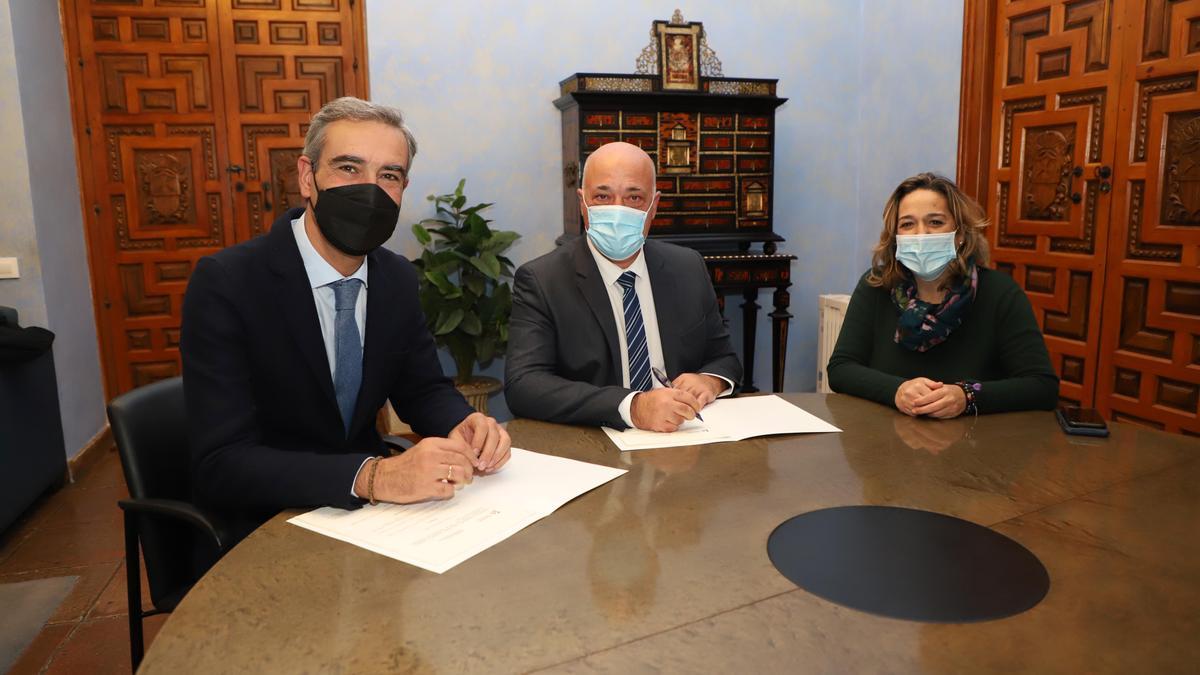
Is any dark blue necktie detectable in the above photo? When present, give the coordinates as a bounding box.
[617,271,652,392]
[330,278,363,435]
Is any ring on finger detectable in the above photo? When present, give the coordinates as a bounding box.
[446,464,453,482]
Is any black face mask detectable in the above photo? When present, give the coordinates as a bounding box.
[309,179,400,256]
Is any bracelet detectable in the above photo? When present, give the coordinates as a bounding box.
[957,381,981,417]
[367,457,381,505]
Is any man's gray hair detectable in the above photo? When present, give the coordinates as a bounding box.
[303,96,418,168]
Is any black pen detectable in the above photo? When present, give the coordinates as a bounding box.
[651,367,704,422]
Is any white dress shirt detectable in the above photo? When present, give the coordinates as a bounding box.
[585,238,732,426]
[291,213,371,496]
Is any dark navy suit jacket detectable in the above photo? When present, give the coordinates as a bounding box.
[180,208,471,537]
[505,237,742,428]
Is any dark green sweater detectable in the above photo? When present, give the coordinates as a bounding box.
[827,268,1059,413]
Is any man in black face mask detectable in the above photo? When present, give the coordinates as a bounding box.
[181,97,510,544]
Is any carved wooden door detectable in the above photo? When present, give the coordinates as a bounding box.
[1094,0,1200,433]
[220,0,365,241]
[986,0,1128,408]
[63,0,366,397]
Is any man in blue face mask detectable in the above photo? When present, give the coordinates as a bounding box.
[181,97,510,544]
[505,142,742,431]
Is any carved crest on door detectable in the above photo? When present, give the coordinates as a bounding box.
[139,151,192,225]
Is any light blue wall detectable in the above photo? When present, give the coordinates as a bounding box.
[11,1,105,458]
[369,0,963,409]
[855,2,965,288]
[3,0,106,458]
[0,0,47,331]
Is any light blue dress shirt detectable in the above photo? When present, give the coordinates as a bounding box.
[291,213,372,497]
[291,213,368,376]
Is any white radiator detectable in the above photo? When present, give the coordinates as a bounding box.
[816,294,851,394]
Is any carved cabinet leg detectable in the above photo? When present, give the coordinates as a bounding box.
[770,286,792,392]
[741,288,759,393]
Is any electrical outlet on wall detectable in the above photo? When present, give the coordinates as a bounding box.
[0,257,19,279]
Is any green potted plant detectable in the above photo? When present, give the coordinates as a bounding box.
[411,179,519,413]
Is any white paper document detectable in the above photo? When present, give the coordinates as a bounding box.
[288,448,625,573]
[603,394,842,451]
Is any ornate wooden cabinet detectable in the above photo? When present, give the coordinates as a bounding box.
[555,73,793,392]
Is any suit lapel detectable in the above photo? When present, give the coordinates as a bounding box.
[645,242,682,377]
[573,238,621,377]
[266,214,339,415]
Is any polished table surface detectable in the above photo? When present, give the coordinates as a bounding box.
[140,394,1200,674]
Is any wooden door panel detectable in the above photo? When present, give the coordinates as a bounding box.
[69,0,234,395]
[218,1,364,241]
[1097,0,1200,433]
[65,0,367,398]
[1007,107,1092,238]
[986,0,1128,407]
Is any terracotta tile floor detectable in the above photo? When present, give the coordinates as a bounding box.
[0,446,163,674]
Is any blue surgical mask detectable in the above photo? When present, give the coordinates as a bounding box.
[586,204,649,261]
[895,232,957,281]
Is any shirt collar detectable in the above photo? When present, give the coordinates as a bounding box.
[291,211,368,290]
[586,234,649,289]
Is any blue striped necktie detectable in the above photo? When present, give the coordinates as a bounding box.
[330,278,363,435]
[616,271,653,392]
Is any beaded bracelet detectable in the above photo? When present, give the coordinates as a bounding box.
[957,381,981,417]
[367,457,381,505]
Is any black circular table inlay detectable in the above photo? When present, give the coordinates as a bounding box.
[767,506,1049,623]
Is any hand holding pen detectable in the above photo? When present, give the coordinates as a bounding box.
[629,374,705,432]
[652,367,704,421]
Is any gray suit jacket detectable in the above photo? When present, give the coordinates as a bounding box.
[505,237,742,428]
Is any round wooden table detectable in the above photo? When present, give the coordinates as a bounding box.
[139,394,1200,673]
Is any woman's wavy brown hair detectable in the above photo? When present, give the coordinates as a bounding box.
[866,172,991,290]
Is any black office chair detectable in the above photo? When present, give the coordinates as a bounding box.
[107,376,228,671]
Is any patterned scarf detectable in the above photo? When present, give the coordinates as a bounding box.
[893,262,978,352]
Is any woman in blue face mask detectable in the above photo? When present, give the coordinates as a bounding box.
[827,172,1059,418]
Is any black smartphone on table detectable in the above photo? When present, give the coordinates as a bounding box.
[1056,406,1110,437]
